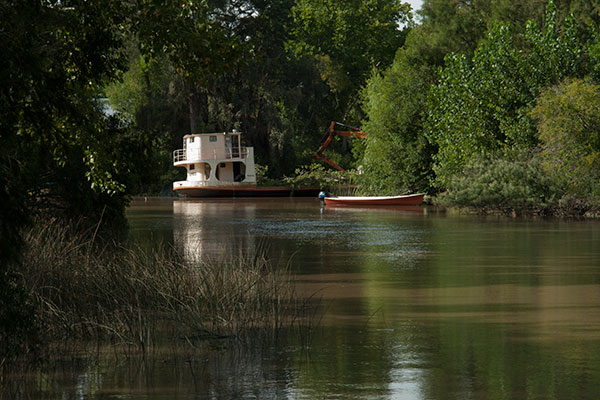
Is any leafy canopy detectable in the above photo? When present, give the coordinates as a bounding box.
[426,0,586,187]
[289,0,411,117]
[532,78,600,201]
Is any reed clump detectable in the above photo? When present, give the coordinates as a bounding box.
[15,219,306,352]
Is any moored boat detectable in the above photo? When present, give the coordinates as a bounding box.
[173,131,319,197]
[323,193,425,206]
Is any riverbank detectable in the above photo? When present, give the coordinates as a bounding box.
[433,197,600,218]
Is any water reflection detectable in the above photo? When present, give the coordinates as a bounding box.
[130,197,433,274]
[172,199,258,261]
[46,198,600,399]
[322,204,426,215]
[28,342,297,400]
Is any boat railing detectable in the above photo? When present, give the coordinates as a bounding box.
[173,149,186,163]
[174,147,248,163]
[225,147,248,159]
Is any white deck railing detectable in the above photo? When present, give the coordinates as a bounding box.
[173,148,248,163]
[173,149,186,163]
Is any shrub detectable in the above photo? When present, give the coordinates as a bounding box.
[435,153,557,215]
[254,164,282,186]
[283,163,358,194]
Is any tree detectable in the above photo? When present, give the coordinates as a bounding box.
[426,1,587,187]
[532,78,600,202]
[106,0,335,178]
[1,0,133,242]
[418,0,548,57]
[357,0,556,196]
[0,0,137,360]
[360,42,436,195]
[289,0,411,120]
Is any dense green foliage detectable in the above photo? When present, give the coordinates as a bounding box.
[427,4,585,186]
[289,0,411,118]
[1,0,128,234]
[359,35,437,195]
[105,0,413,181]
[359,0,600,214]
[532,79,600,204]
[436,153,557,214]
[358,0,551,196]
[283,163,358,194]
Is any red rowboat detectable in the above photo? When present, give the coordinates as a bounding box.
[323,193,425,206]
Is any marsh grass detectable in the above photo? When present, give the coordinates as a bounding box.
[15,219,313,351]
[1,219,322,398]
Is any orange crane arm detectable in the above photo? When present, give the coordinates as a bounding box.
[314,121,366,171]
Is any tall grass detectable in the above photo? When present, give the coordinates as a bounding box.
[15,220,310,352]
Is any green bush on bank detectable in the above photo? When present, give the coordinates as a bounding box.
[435,153,557,215]
[255,164,283,186]
[435,151,600,216]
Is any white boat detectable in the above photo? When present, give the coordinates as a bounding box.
[172,131,259,197]
[172,131,319,197]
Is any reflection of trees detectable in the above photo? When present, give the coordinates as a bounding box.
[285,210,432,398]
[33,341,295,399]
[288,302,600,399]
[289,325,398,398]
[190,341,293,398]
[412,318,600,400]
[426,217,600,287]
[290,214,600,399]
[126,198,176,250]
[311,208,431,275]
[397,217,600,399]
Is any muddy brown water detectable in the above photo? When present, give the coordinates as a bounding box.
[23,197,600,399]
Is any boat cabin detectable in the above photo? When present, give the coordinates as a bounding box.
[173,131,256,191]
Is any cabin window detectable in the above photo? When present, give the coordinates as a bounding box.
[189,164,195,170]
[189,137,194,143]
[220,163,226,168]
[209,135,217,142]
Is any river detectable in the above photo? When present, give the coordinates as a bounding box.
[30,197,600,399]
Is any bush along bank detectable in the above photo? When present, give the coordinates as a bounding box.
[434,152,600,217]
